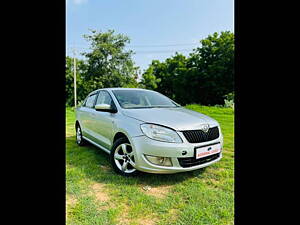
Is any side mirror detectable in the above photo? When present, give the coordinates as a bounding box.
[95,104,117,113]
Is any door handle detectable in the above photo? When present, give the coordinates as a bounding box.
[91,113,97,117]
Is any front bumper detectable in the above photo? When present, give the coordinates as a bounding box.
[130,132,223,174]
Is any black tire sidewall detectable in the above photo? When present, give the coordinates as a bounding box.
[110,137,139,177]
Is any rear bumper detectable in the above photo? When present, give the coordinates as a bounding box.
[130,134,223,174]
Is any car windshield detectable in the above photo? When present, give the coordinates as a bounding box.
[112,90,180,109]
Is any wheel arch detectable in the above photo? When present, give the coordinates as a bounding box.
[113,132,129,144]
[75,120,81,130]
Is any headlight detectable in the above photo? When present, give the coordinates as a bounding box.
[140,124,182,143]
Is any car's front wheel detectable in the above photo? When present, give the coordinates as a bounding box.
[110,137,139,176]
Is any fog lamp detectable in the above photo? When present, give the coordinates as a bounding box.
[145,155,173,166]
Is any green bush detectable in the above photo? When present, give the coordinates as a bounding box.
[223,92,234,108]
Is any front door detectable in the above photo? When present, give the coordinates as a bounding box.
[89,91,116,150]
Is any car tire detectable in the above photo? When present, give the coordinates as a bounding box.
[110,137,139,176]
[76,124,86,146]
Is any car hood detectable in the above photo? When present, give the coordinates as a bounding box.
[121,107,219,131]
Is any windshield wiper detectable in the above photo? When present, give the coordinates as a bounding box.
[150,106,178,108]
[124,106,179,109]
[125,106,155,109]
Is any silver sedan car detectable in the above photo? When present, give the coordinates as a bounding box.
[75,88,223,176]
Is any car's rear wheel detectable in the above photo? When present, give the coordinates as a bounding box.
[76,124,86,146]
[110,137,139,176]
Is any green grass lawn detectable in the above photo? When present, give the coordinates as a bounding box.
[66,104,234,225]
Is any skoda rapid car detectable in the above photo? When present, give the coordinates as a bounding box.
[75,88,223,176]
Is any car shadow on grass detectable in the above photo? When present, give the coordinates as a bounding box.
[66,136,206,187]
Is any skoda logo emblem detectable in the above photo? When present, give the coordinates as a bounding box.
[201,124,209,133]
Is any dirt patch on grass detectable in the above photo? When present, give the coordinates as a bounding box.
[99,164,111,172]
[135,217,157,225]
[91,183,110,202]
[141,185,171,198]
[97,202,111,211]
[117,205,157,225]
[116,204,130,225]
[116,204,158,225]
[66,195,77,209]
[210,178,221,185]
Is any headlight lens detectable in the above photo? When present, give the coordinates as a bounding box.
[140,124,182,143]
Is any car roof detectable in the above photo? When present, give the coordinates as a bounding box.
[97,87,153,92]
[88,88,155,96]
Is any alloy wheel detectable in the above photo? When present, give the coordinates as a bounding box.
[114,143,136,174]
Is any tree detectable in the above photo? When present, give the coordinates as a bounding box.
[82,30,139,94]
[140,65,161,90]
[141,31,234,106]
[189,31,234,105]
[142,53,189,102]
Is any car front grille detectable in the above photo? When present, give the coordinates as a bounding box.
[182,126,219,143]
[178,153,220,168]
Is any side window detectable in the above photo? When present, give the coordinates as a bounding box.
[82,96,88,107]
[96,91,113,106]
[85,94,97,108]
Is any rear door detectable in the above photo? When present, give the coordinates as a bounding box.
[79,92,98,140]
[90,90,116,150]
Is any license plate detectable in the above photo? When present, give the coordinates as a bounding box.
[195,143,221,159]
